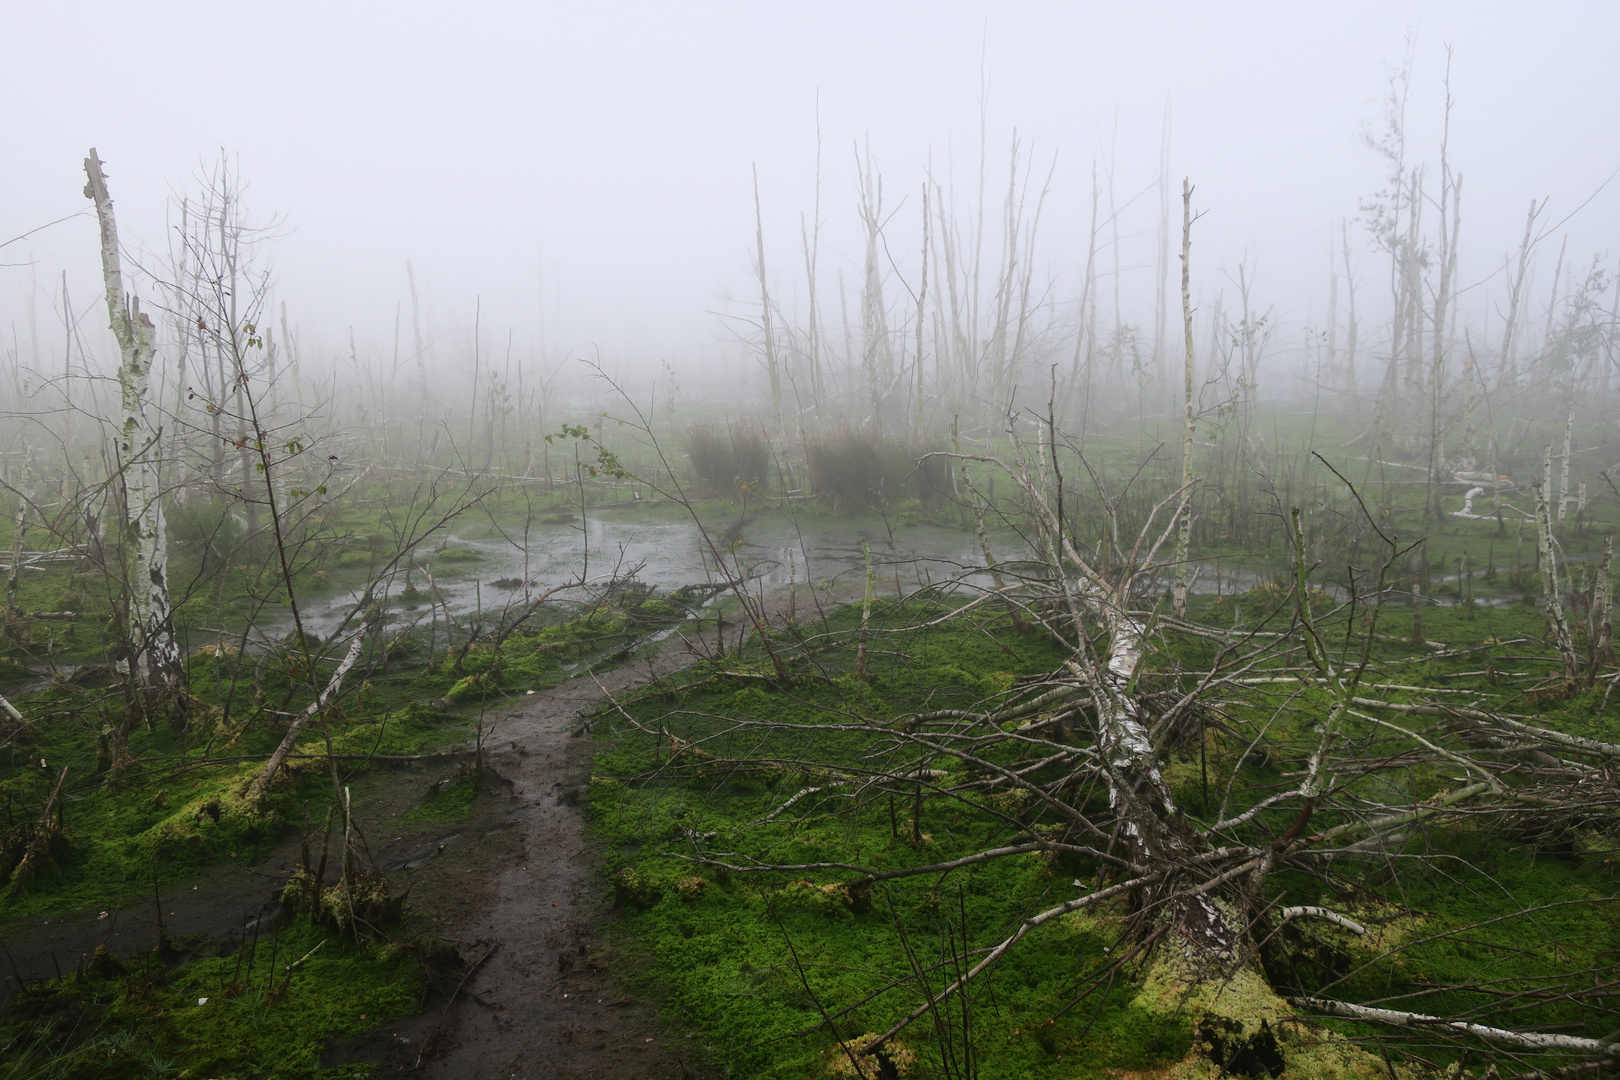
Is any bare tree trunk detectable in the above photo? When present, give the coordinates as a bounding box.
[1590,534,1613,678]
[1070,161,1101,426]
[913,182,930,432]
[60,272,76,457]
[84,150,184,700]
[1538,444,1580,682]
[752,165,783,434]
[1172,180,1198,619]
[801,107,825,417]
[837,268,854,395]
[1340,221,1358,406]
[1499,200,1541,388]
[407,258,428,459]
[1153,105,1172,391]
[248,626,369,809]
[1559,411,1574,524]
[856,148,889,435]
[5,441,31,622]
[1326,228,1339,385]
[1424,64,1460,530]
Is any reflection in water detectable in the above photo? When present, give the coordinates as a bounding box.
[265,508,1009,645]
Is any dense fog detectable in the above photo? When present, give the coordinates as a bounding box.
[6,3,1620,410]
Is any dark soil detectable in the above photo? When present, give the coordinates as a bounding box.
[370,643,722,1079]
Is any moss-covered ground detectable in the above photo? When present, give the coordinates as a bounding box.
[0,918,427,1080]
[582,586,1620,1079]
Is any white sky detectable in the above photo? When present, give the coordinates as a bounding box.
[3,1,1618,376]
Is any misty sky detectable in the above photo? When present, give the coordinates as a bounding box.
[4,1,1619,374]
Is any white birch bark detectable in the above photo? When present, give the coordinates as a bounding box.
[1594,535,1613,669]
[1001,427,1233,954]
[1172,179,1197,618]
[84,150,183,695]
[249,626,370,807]
[1537,444,1579,681]
[1277,907,1367,936]
[1293,997,1620,1056]
[1559,412,1574,522]
[856,154,889,435]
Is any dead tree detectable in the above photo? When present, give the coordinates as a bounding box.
[83,150,184,703]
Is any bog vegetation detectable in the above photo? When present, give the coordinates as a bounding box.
[0,53,1618,1080]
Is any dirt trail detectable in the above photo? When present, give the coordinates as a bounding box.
[374,638,721,1080]
[368,588,846,1077]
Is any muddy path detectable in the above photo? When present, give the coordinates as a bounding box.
[361,637,723,1080]
[384,580,864,1078]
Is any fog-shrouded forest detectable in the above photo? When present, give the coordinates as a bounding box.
[3,10,1620,1080]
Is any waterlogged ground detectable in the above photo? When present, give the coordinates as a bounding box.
[280,501,1007,642]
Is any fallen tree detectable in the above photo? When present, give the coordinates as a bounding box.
[615,410,1620,1078]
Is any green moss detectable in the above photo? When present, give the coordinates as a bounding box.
[583,601,1204,1079]
[0,918,424,1079]
[400,770,478,824]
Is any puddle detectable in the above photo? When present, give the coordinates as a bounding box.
[260,507,1007,644]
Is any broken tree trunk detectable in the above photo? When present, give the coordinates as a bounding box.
[84,150,184,701]
[248,627,370,809]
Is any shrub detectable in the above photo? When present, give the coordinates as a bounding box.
[686,420,771,496]
[168,496,247,580]
[805,427,949,511]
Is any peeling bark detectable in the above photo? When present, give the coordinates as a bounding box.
[84,150,183,699]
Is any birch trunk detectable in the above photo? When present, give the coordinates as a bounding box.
[1340,221,1358,405]
[248,626,370,808]
[1559,412,1574,523]
[1172,179,1197,618]
[1537,444,1580,681]
[913,182,929,431]
[1591,534,1613,674]
[856,153,888,435]
[5,440,31,621]
[84,150,184,699]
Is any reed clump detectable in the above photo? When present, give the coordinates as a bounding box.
[805,427,950,511]
[686,420,771,497]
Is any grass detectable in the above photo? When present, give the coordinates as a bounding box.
[0,577,693,923]
[0,408,1616,1076]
